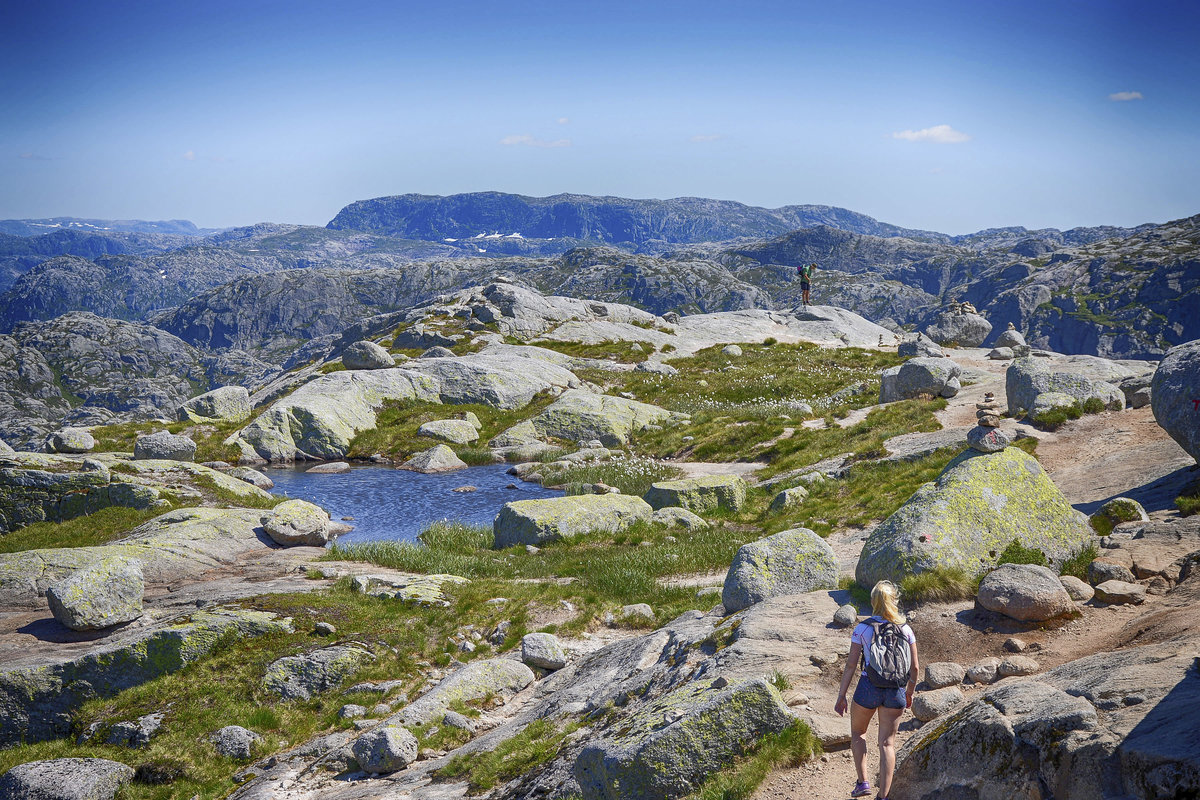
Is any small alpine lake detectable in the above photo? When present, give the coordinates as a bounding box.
[267,463,562,544]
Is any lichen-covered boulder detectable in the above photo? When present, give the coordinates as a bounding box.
[417,419,479,445]
[1089,497,1150,535]
[178,385,251,423]
[403,444,467,473]
[1030,390,1079,422]
[353,726,418,773]
[650,507,709,530]
[769,485,809,513]
[976,564,1075,622]
[1151,339,1200,462]
[521,389,687,446]
[890,357,963,401]
[395,658,535,725]
[722,527,838,613]
[574,677,796,800]
[210,725,261,760]
[45,556,143,631]
[1007,357,1124,416]
[48,427,95,454]
[925,312,992,347]
[229,466,274,490]
[134,430,196,462]
[494,495,652,548]
[856,447,1092,587]
[264,499,332,546]
[521,632,568,670]
[0,758,134,800]
[911,687,965,722]
[342,340,395,370]
[643,475,748,514]
[262,644,376,700]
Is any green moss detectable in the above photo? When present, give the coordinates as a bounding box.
[436,718,582,793]
[687,721,820,800]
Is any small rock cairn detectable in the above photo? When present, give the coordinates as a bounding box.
[968,391,1012,453]
[947,299,980,316]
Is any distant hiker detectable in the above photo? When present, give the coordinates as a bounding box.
[834,580,919,800]
[797,262,816,306]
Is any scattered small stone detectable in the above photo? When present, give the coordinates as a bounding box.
[526,545,540,554]
[722,344,743,357]
[998,656,1040,677]
[711,676,729,689]
[372,703,392,716]
[697,586,721,598]
[486,597,509,605]
[210,725,262,760]
[458,640,476,654]
[967,657,1001,685]
[314,622,336,636]
[338,704,367,720]
[352,726,419,774]
[1003,637,1027,653]
[453,485,477,493]
[488,620,512,645]
[833,604,858,627]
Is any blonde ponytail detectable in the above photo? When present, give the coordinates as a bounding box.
[871,580,905,624]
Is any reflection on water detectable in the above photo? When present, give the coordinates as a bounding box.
[267,463,561,544]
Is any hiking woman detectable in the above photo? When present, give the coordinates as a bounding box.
[834,580,919,800]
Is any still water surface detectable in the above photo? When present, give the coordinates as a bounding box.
[268,464,561,544]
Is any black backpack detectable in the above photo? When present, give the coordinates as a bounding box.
[863,617,911,688]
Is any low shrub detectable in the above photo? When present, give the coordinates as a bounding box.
[899,567,976,604]
[995,540,1048,568]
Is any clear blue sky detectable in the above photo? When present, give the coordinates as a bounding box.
[2,0,1197,234]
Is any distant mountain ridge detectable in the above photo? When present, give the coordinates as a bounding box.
[0,217,219,237]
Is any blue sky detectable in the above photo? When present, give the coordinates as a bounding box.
[1,0,1197,234]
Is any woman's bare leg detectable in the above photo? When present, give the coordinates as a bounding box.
[877,706,904,797]
[850,701,875,784]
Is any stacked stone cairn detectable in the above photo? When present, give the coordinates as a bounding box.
[967,391,1012,453]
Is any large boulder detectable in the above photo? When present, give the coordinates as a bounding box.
[1152,339,1200,462]
[417,419,479,445]
[1006,356,1124,416]
[521,632,568,670]
[643,474,748,513]
[178,385,252,423]
[494,495,653,548]
[925,311,992,347]
[898,333,945,359]
[402,444,467,473]
[893,640,1200,800]
[994,327,1027,349]
[517,389,687,447]
[262,644,376,700]
[856,447,1092,587]
[133,431,196,462]
[976,563,1075,622]
[883,357,962,402]
[210,725,262,760]
[45,556,144,631]
[342,340,395,370]
[0,758,134,800]
[48,428,95,454]
[722,527,838,613]
[574,677,796,800]
[263,499,333,547]
[353,726,418,773]
[911,687,965,722]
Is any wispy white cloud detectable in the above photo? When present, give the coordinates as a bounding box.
[1108,91,1143,102]
[499,134,571,148]
[182,149,196,161]
[891,124,970,144]
[557,117,570,125]
[18,152,52,161]
[690,134,723,143]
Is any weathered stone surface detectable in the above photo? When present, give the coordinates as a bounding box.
[925,662,966,689]
[1090,497,1150,535]
[895,641,1200,800]
[521,632,568,670]
[856,447,1092,586]
[1007,356,1124,416]
[878,365,901,403]
[575,677,795,800]
[722,527,838,613]
[967,657,1000,685]
[0,439,14,455]
[395,658,535,726]
[1152,339,1200,462]
[263,499,332,547]
[833,604,858,627]
[1060,575,1094,601]
[229,466,274,489]
[976,563,1075,622]
[912,687,964,722]
[494,495,652,548]
[403,444,467,473]
[988,346,1015,360]
[1089,558,1136,585]
[643,475,748,513]
[926,311,992,347]
[48,427,95,454]
[46,556,144,631]
[1094,579,1146,605]
[262,644,376,700]
[104,712,164,748]
[342,340,395,370]
[0,455,162,534]
[350,572,469,608]
[0,758,134,800]
[0,608,291,746]
[519,389,686,447]
[133,430,196,462]
[966,425,1011,453]
[650,507,709,530]
[353,726,418,773]
[769,485,809,513]
[995,327,1027,349]
[211,725,262,759]
[305,460,350,474]
[417,419,479,444]
[889,357,963,402]
[178,385,252,423]
[998,655,1040,677]
[722,344,743,357]
[1030,390,1079,422]
[898,333,944,359]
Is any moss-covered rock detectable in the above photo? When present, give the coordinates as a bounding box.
[417,419,479,445]
[0,608,292,746]
[1089,497,1150,536]
[177,385,252,423]
[574,677,796,800]
[522,389,688,447]
[264,499,332,546]
[350,573,468,608]
[769,485,809,513]
[494,494,653,548]
[46,556,144,631]
[395,658,535,726]
[856,447,1092,586]
[722,527,838,613]
[643,474,748,514]
[262,644,376,701]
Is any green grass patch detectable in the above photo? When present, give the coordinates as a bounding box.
[899,567,977,604]
[511,337,651,364]
[0,505,178,553]
[89,419,245,464]
[1031,397,1107,431]
[995,540,1048,568]
[436,718,582,793]
[1058,544,1099,581]
[1178,493,1200,517]
[542,455,685,497]
[686,721,820,800]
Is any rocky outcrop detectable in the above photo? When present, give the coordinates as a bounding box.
[262,644,376,701]
[134,430,196,461]
[925,310,992,347]
[493,495,653,548]
[856,447,1092,586]
[342,340,395,370]
[1152,339,1200,463]
[643,475,747,513]
[722,527,838,612]
[0,454,162,534]
[881,357,962,402]
[178,385,252,423]
[0,758,134,800]
[211,725,263,760]
[1006,355,1136,415]
[45,556,144,631]
[516,390,687,447]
